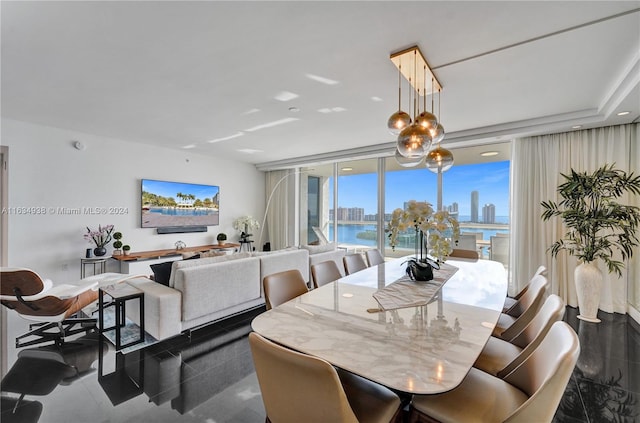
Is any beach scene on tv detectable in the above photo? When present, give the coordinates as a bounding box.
[141,179,220,228]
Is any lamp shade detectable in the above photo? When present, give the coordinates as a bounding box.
[387,111,412,135]
[425,147,454,173]
[397,124,431,158]
[395,148,425,167]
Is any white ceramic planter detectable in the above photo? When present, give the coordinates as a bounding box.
[574,261,602,323]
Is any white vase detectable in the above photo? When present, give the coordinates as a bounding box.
[574,261,602,323]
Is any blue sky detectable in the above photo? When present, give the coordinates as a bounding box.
[142,179,219,200]
[332,161,510,216]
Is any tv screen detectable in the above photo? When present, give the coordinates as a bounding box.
[141,179,220,228]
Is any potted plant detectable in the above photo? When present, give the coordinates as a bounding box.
[112,232,123,255]
[216,233,227,245]
[122,245,131,256]
[541,164,640,322]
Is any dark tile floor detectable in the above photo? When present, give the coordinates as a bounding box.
[1,305,638,423]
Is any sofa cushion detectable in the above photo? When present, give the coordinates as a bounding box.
[168,252,252,288]
[302,243,337,254]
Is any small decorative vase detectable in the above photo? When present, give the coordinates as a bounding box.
[574,261,602,323]
[94,247,107,257]
[405,258,434,281]
[123,250,130,256]
[112,249,122,256]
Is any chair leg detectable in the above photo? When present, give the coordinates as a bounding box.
[16,317,97,348]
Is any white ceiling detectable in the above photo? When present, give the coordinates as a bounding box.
[2,1,639,170]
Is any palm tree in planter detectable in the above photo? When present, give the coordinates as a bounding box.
[541,164,640,322]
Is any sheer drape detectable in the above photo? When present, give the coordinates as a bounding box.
[263,170,296,251]
[512,123,639,315]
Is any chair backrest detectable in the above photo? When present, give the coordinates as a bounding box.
[249,332,359,423]
[490,235,509,266]
[497,295,565,378]
[499,275,549,341]
[343,254,368,275]
[365,249,384,267]
[449,249,479,260]
[456,234,477,251]
[510,265,547,302]
[0,268,61,318]
[263,269,308,310]
[311,260,343,289]
[503,322,579,422]
[1,268,47,297]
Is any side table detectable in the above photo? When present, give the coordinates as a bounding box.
[99,283,145,351]
[81,257,107,278]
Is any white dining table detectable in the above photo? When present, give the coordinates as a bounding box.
[251,256,507,395]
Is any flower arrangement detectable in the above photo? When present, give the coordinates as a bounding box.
[84,224,115,248]
[232,216,260,232]
[387,200,460,263]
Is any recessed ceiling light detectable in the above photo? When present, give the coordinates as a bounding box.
[572,125,582,129]
[243,108,261,115]
[332,107,346,112]
[237,148,263,154]
[288,106,300,112]
[318,108,332,114]
[207,132,244,144]
[617,111,630,116]
[306,73,339,85]
[341,167,353,171]
[480,151,499,157]
[244,117,299,132]
[371,96,383,102]
[274,91,299,102]
[182,144,196,149]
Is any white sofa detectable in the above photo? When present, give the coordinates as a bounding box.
[123,249,309,341]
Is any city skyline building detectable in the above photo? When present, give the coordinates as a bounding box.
[471,191,479,222]
[483,203,496,224]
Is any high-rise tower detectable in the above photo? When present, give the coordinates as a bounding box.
[471,191,479,222]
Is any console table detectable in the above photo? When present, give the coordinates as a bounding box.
[111,243,240,275]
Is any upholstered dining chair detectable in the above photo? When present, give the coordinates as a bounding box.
[365,249,384,267]
[448,249,479,260]
[409,321,579,423]
[311,260,343,289]
[474,294,565,377]
[492,274,548,341]
[343,254,368,275]
[502,265,546,313]
[0,268,99,348]
[249,332,402,423]
[262,269,309,310]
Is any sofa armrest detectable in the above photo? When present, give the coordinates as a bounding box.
[125,277,182,341]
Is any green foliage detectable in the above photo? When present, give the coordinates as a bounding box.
[541,164,640,277]
[122,245,131,251]
[217,233,227,241]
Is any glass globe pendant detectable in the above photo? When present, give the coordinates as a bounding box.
[395,148,425,167]
[387,111,412,135]
[429,123,445,144]
[416,110,437,131]
[425,146,454,173]
[397,124,431,158]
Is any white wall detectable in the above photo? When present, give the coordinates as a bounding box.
[1,118,265,282]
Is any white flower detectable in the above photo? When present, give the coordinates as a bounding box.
[233,216,260,232]
[387,200,459,262]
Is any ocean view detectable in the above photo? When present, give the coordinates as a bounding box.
[328,216,509,247]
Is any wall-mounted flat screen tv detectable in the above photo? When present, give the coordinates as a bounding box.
[141,179,220,228]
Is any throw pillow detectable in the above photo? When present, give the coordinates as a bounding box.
[150,261,174,286]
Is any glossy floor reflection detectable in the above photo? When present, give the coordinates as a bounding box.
[2,305,639,423]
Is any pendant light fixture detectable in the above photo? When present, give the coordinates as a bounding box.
[389,45,445,160]
[387,61,412,135]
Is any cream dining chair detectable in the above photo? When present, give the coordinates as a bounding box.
[409,321,579,423]
[343,254,368,275]
[492,274,548,341]
[365,249,384,267]
[503,265,547,313]
[262,269,308,310]
[311,260,343,289]
[249,332,402,423]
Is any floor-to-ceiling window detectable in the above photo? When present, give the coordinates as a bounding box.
[297,143,511,267]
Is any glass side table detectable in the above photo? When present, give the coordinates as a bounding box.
[81,257,107,278]
[98,283,145,351]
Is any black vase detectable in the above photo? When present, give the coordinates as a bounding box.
[405,258,434,281]
[93,247,107,257]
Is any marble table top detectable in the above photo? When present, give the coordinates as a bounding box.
[251,256,507,394]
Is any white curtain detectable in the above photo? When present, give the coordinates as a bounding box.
[263,170,296,251]
[512,123,639,315]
